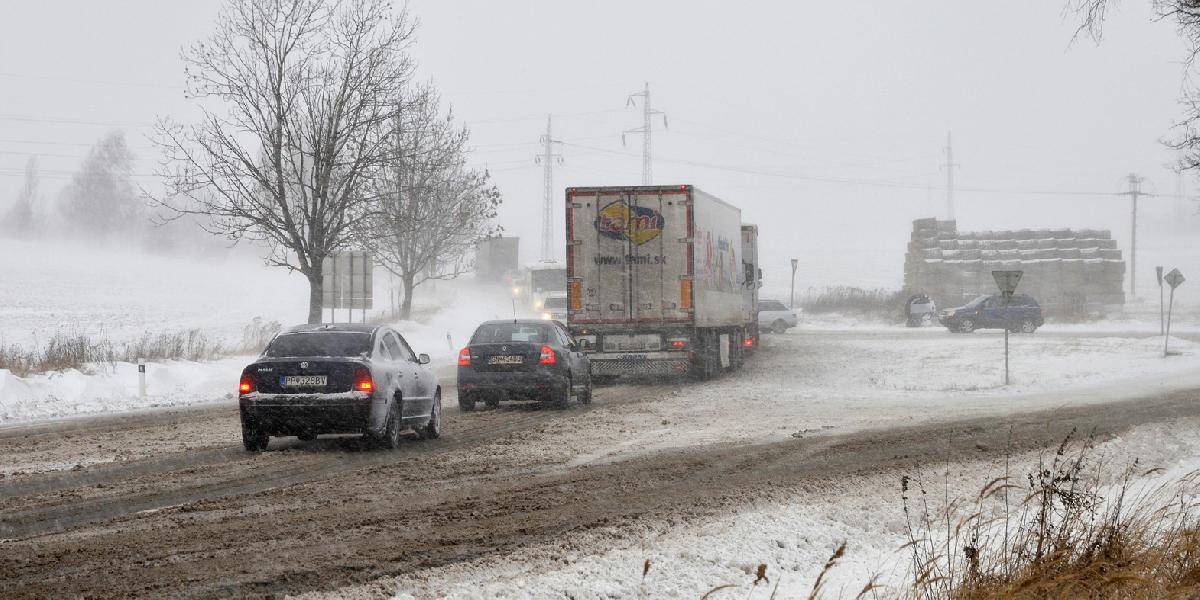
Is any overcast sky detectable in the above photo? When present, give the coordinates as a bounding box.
[0,1,1193,293]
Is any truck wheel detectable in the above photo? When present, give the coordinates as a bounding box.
[458,391,477,412]
[959,318,976,333]
[772,320,788,334]
[242,424,268,452]
[1020,319,1036,334]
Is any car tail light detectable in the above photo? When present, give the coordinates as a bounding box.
[353,367,373,393]
[539,345,556,365]
[667,337,689,350]
[239,368,255,394]
[458,347,472,366]
[743,337,754,348]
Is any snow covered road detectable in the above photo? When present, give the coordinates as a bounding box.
[4,325,1200,598]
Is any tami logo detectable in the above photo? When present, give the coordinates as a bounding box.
[595,201,665,246]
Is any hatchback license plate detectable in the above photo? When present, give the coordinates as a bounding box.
[281,375,327,387]
[488,355,523,365]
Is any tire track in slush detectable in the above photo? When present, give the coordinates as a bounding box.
[0,383,668,540]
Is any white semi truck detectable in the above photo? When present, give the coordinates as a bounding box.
[566,185,757,379]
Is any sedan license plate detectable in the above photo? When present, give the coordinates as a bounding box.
[280,375,327,387]
[488,355,523,365]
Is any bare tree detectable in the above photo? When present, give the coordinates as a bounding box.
[1072,1,1200,169]
[154,0,416,323]
[365,84,502,319]
[1,156,40,237]
[59,131,141,241]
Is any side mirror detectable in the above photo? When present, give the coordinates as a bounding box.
[418,353,430,365]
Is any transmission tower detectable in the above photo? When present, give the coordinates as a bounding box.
[623,82,667,185]
[535,114,563,262]
[941,131,959,221]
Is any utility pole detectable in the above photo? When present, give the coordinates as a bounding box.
[624,82,667,185]
[941,131,959,221]
[535,115,563,262]
[1119,173,1151,302]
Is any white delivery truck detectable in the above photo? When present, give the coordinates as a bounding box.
[566,185,753,379]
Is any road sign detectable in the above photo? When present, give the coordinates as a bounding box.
[992,270,1023,297]
[1165,268,1185,290]
[322,251,373,310]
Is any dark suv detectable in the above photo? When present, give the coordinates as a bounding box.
[939,294,1044,333]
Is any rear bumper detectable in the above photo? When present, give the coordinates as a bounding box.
[587,351,691,377]
[457,369,567,396]
[240,392,376,435]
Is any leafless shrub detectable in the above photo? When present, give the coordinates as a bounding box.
[800,286,907,318]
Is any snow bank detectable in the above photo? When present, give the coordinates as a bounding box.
[0,357,246,424]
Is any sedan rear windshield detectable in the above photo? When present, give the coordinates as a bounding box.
[472,324,554,344]
[264,332,372,358]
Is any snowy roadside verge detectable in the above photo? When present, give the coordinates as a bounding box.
[0,358,250,425]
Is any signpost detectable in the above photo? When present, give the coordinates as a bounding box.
[790,258,799,310]
[992,270,1024,385]
[1157,266,1165,335]
[1164,268,1186,357]
[322,251,373,323]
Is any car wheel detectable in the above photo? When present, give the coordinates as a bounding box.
[417,391,442,440]
[551,377,571,409]
[772,320,788,334]
[380,405,403,450]
[1020,319,1036,334]
[959,318,976,333]
[484,393,501,409]
[297,431,317,442]
[241,424,268,452]
[458,391,477,412]
[921,313,933,326]
[578,377,593,405]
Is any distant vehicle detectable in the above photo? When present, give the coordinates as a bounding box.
[522,261,567,313]
[566,185,757,379]
[539,291,569,322]
[237,324,441,451]
[939,294,1044,333]
[905,294,937,327]
[758,299,799,333]
[457,319,592,410]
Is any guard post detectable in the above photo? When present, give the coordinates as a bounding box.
[137,358,146,398]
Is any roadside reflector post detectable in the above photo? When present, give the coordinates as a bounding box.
[992,270,1024,386]
[1164,268,1186,357]
[137,358,147,398]
[446,331,454,351]
[789,258,799,310]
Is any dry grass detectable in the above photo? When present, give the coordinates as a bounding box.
[900,429,1200,599]
[0,318,280,376]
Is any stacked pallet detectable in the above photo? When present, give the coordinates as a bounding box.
[904,218,1125,313]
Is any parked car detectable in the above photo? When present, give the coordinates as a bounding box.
[539,291,569,322]
[939,294,1044,333]
[758,299,799,333]
[457,319,592,410]
[237,324,441,451]
[905,294,937,327]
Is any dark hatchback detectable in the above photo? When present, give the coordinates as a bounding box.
[457,319,592,410]
[939,293,1045,333]
[238,324,441,451]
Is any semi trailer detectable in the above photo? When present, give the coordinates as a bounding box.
[566,185,757,379]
